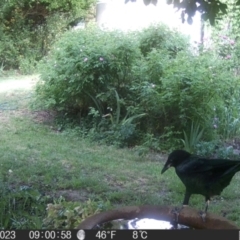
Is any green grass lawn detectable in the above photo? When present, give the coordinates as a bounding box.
[1,74,240,228]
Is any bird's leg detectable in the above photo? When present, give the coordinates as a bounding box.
[171,191,191,228]
[171,205,185,228]
[221,210,227,218]
[199,198,210,222]
[205,199,209,212]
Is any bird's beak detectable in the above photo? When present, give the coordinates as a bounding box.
[161,164,171,174]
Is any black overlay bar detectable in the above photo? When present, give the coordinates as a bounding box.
[2,230,239,240]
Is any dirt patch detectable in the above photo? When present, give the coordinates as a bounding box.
[146,152,168,162]
[104,174,125,191]
[32,110,57,124]
[51,189,91,202]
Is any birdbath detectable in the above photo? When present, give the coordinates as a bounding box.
[77,205,239,229]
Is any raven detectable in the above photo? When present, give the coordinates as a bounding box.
[161,150,240,219]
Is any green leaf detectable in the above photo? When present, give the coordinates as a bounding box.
[181,122,204,153]
[219,3,228,14]
[122,113,147,125]
[114,90,121,125]
[209,13,215,26]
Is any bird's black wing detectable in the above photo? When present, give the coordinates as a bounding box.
[177,155,240,173]
[177,155,240,182]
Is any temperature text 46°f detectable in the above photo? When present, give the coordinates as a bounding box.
[96,231,116,239]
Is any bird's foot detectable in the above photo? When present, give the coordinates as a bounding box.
[221,210,227,218]
[171,206,184,228]
[198,210,207,222]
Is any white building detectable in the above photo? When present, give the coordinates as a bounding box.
[96,0,204,44]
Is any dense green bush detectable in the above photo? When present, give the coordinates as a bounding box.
[0,184,47,229]
[0,0,94,73]
[36,27,144,146]
[208,30,240,140]
[36,28,140,113]
[34,23,240,149]
[138,24,189,57]
[43,198,110,229]
[134,49,240,134]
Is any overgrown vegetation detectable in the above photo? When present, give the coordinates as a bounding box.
[2,0,240,229]
[43,198,111,229]
[0,79,166,228]
[34,23,240,151]
[0,0,95,73]
[0,184,46,229]
[1,79,240,228]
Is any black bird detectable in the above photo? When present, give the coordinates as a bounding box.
[161,150,240,220]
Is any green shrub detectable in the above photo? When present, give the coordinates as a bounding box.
[132,48,240,141]
[34,23,240,149]
[216,104,240,140]
[205,28,240,141]
[181,121,204,153]
[0,0,94,72]
[138,24,189,57]
[36,27,141,116]
[35,27,146,146]
[43,198,111,229]
[195,140,238,159]
[95,90,146,147]
[0,184,47,229]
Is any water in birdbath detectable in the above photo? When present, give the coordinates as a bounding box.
[94,218,193,230]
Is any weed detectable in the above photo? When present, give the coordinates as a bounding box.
[43,198,111,229]
[0,63,5,77]
[181,122,204,153]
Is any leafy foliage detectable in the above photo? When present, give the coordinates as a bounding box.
[35,27,145,146]
[138,24,189,57]
[132,46,240,141]
[0,184,47,229]
[35,22,240,149]
[206,0,240,141]
[43,198,110,229]
[36,27,140,112]
[0,0,95,72]
[181,122,204,153]
[195,140,239,159]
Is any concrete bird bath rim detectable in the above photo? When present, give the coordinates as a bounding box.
[77,205,239,229]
